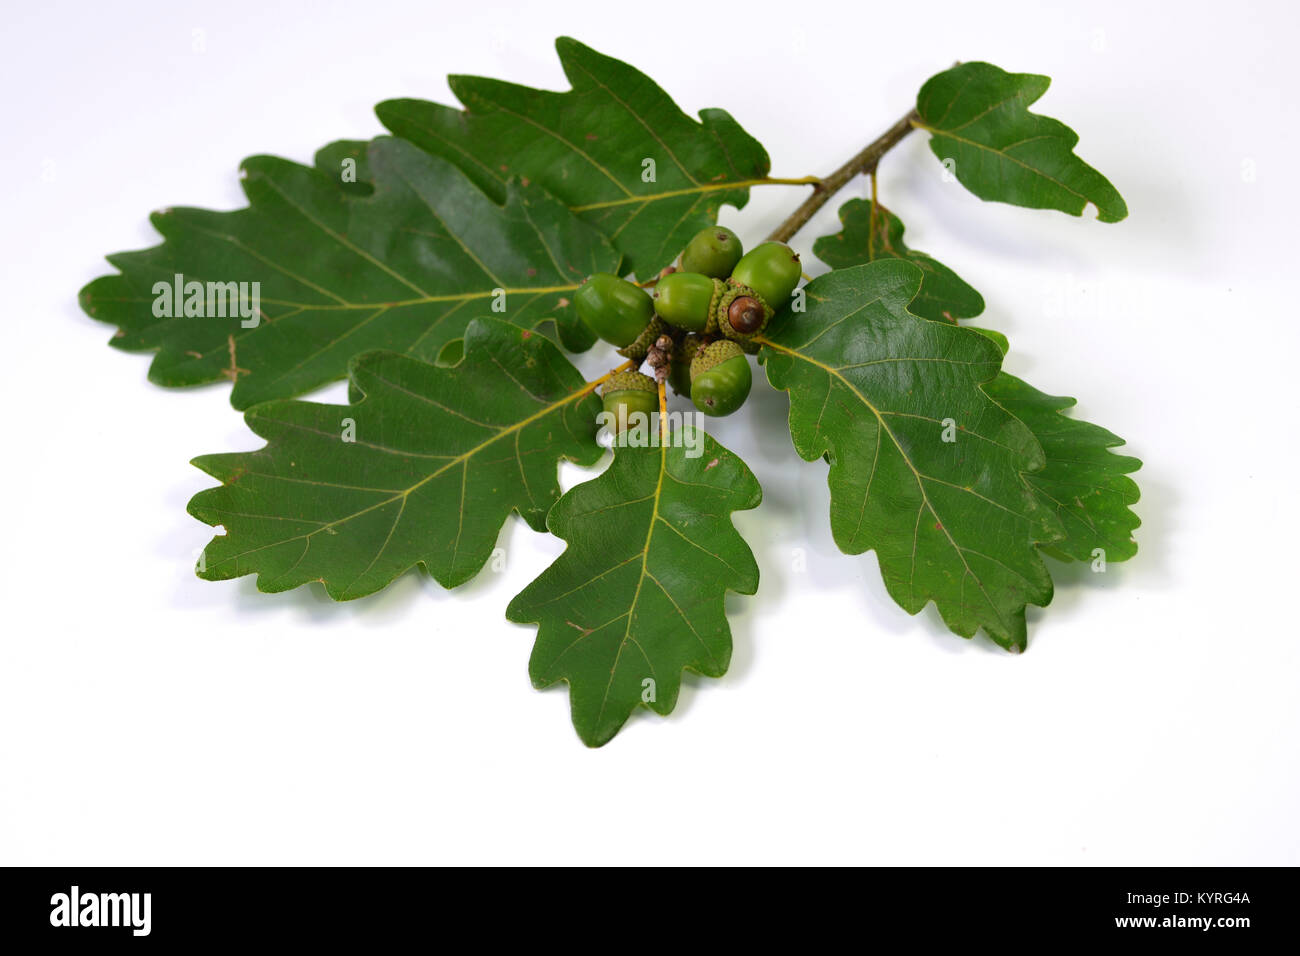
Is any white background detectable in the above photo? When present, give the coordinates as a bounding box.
[2,0,1297,865]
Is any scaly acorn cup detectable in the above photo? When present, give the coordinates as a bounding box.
[680,225,744,278]
[574,272,654,348]
[652,271,716,332]
[731,241,802,310]
[690,339,752,417]
[616,315,667,361]
[669,333,705,396]
[601,371,658,434]
[704,277,726,335]
[715,280,772,354]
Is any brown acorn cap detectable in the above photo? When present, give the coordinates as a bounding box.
[616,316,666,360]
[715,280,772,344]
[690,339,745,380]
[727,295,765,334]
[601,370,657,396]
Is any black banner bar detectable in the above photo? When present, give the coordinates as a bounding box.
[0,866,1291,945]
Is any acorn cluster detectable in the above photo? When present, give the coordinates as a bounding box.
[575,226,802,425]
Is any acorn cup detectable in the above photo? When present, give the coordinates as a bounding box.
[601,371,658,434]
[715,280,772,353]
[616,316,667,361]
[574,272,654,347]
[689,339,752,417]
[680,225,743,278]
[668,333,705,396]
[731,241,802,310]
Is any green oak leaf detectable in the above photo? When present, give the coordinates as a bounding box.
[928,312,1142,564]
[758,259,1060,649]
[188,318,603,599]
[507,431,761,747]
[984,373,1141,563]
[80,136,616,409]
[915,62,1128,223]
[813,197,985,322]
[313,139,374,196]
[968,326,1010,355]
[377,37,772,278]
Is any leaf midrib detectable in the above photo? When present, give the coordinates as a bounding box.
[912,120,1092,206]
[595,441,668,728]
[540,445,732,730]
[205,375,596,573]
[570,178,772,211]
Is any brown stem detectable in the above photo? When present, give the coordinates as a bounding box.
[765,108,919,244]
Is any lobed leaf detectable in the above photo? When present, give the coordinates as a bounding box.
[313,139,374,196]
[80,137,617,409]
[984,373,1141,563]
[917,299,1142,566]
[813,198,1141,570]
[758,260,1060,649]
[915,62,1127,222]
[188,318,603,599]
[507,432,761,746]
[377,37,772,278]
[813,197,984,322]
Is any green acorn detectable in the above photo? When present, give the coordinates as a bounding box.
[680,225,743,278]
[616,316,667,361]
[652,272,717,332]
[731,241,802,310]
[715,280,772,353]
[690,340,752,417]
[601,371,658,433]
[574,273,654,347]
